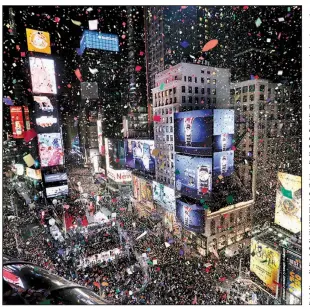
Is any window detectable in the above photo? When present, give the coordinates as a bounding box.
[259,94,264,101]
[174,97,177,103]
[184,76,187,82]
[259,104,264,110]
[169,89,172,95]
[170,135,173,141]
[211,219,216,235]
[171,153,174,159]
[166,126,169,132]
[170,117,173,123]
[195,97,199,104]
[207,78,210,84]
[173,87,176,94]
[230,213,235,224]
[242,86,248,93]
[188,76,192,82]
[250,94,254,101]
[188,86,192,93]
[201,70,205,74]
[182,86,185,93]
[238,211,243,223]
[170,126,173,132]
[195,77,197,83]
[207,88,211,95]
[207,97,211,104]
[166,108,168,114]
[166,135,169,141]
[212,98,216,104]
[182,96,186,103]
[201,88,205,94]
[188,96,193,103]
[201,77,205,83]
[195,87,199,94]
[155,93,157,99]
[236,87,241,95]
[170,98,173,104]
[207,71,210,74]
[259,85,265,92]
[249,85,255,92]
[212,89,216,95]
[250,104,254,111]
[165,90,168,96]
[243,95,247,102]
[212,79,216,85]
[166,117,168,123]
[243,105,247,111]
[230,89,235,96]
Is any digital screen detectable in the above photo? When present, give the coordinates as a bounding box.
[125,139,155,174]
[275,173,301,234]
[213,151,234,177]
[97,120,104,155]
[46,185,68,198]
[13,164,24,176]
[29,57,57,94]
[213,110,234,152]
[26,168,42,180]
[80,31,119,54]
[26,28,51,54]
[23,106,31,131]
[250,238,281,297]
[38,133,64,167]
[286,251,301,299]
[174,109,213,156]
[106,138,126,169]
[10,106,25,139]
[44,173,68,183]
[152,181,176,212]
[176,199,205,233]
[175,154,212,199]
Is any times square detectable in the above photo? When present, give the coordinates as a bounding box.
[2,4,302,305]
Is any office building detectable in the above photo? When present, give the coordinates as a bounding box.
[152,62,230,187]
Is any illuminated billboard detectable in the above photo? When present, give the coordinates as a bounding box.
[80,31,119,54]
[44,172,68,183]
[26,28,51,54]
[174,109,213,156]
[176,199,205,233]
[10,106,25,139]
[46,185,68,198]
[213,151,234,177]
[26,168,42,180]
[125,139,155,174]
[23,106,31,131]
[29,57,57,94]
[285,251,301,299]
[175,154,212,199]
[38,133,64,167]
[97,120,104,155]
[274,173,301,234]
[250,238,281,297]
[152,181,176,212]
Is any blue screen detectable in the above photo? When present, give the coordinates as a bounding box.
[213,151,234,177]
[176,199,205,233]
[174,109,213,156]
[80,31,119,54]
[175,154,212,199]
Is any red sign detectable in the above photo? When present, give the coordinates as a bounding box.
[23,106,31,130]
[10,106,25,138]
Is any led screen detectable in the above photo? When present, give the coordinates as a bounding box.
[285,251,301,299]
[46,185,68,198]
[152,181,176,212]
[38,133,64,167]
[274,173,301,234]
[213,151,234,177]
[44,173,68,183]
[29,57,57,94]
[10,106,25,139]
[176,199,205,233]
[26,168,42,180]
[175,154,212,199]
[125,139,155,174]
[213,109,234,151]
[26,28,51,54]
[106,139,126,169]
[174,109,213,156]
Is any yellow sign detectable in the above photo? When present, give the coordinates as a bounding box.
[26,28,51,54]
[274,172,301,234]
[250,238,280,297]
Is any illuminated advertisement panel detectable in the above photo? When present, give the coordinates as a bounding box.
[97,120,104,155]
[174,109,213,156]
[286,251,301,299]
[125,139,155,174]
[213,150,234,177]
[46,185,68,198]
[175,154,212,199]
[44,172,68,183]
[10,106,25,139]
[38,133,64,167]
[23,106,31,131]
[176,199,205,233]
[250,238,281,298]
[275,173,301,234]
[152,181,176,212]
[80,31,119,54]
[29,57,57,94]
[26,28,51,54]
[26,168,42,180]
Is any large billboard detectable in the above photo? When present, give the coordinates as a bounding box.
[176,199,205,233]
[26,168,42,180]
[46,185,69,198]
[10,106,25,139]
[125,139,155,174]
[213,109,234,151]
[274,173,301,234]
[38,133,64,167]
[26,28,51,54]
[174,109,213,156]
[97,120,104,155]
[80,31,119,54]
[250,238,281,297]
[152,181,176,212]
[29,57,57,95]
[285,251,301,299]
[175,154,212,199]
[213,151,234,177]
[132,175,154,211]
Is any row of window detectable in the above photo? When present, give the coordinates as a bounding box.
[182,86,216,95]
[156,134,174,142]
[183,76,216,84]
[155,125,174,133]
[156,176,174,186]
[154,88,177,99]
[154,97,177,107]
[181,96,217,104]
[231,85,289,96]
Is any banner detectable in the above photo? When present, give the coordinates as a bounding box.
[250,238,281,297]
[286,251,301,299]
[10,106,25,138]
[26,28,51,54]
[38,133,64,167]
[274,173,301,234]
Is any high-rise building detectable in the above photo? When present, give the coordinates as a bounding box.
[152,62,230,188]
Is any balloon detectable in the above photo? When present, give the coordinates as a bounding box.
[49,218,56,226]
[202,39,218,52]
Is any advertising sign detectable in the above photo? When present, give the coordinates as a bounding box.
[10,106,25,138]
[164,211,181,236]
[13,164,24,176]
[125,139,155,174]
[44,172,68,183]
[213,151,234,177]
[106,138,126,170]
[250,238,281,297]
[152,181,176,212]
[175,154,212,199]
[97,120,104,155]
[286,251,301,299]
[23,106,31,131]
[80,31,119,54]
[26,28,51,54]
[38,133,64,167]
[174,109,213,156]
[46,185,68,198]
[106,168,132,183]
[26,167,42,180]
[274,173,301,234]
[29,57,57,94]
[213,109,234,152]
[176,199,205,233]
